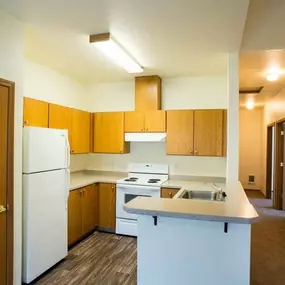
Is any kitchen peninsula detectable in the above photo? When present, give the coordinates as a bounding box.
[124,181,258,285]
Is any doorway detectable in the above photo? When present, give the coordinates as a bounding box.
[266,124,275,201]
[0,78,15,285]
[274,119,285,210]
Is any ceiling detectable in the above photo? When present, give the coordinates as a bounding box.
[241,0,285,51]
[1,0,250,83]
[2,0,285,107]
[239,50,285,107]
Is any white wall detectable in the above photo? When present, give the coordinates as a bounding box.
[24,59,88,111]
[239,108,263,190]
[0,10,24,285]
[24,59,90,172]
[87,76,227,177]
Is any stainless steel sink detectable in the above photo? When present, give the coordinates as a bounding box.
[178,190,225,202]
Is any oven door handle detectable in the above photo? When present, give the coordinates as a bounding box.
[117,184,161,191]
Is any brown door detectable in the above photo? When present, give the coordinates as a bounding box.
[0,84,8,285]
[98,183,116,230]
[282,123,285,210]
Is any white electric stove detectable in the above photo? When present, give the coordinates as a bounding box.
[116,163,169,236]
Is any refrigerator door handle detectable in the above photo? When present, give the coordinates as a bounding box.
[64,133,70,168]
[65,169,70,210]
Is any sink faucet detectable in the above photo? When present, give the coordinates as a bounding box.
[212,183,227,201]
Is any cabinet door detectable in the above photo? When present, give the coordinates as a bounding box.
[81,184,98,236]
[94,112,129,154]
[68,189,82,245]
[194,110,224,156]
[98,183,116,230]
[135,76,161,110]
[23,97,49,127]
[71,109,90,154]
[125,111,145,132]
[166,110,194,155]
[49,104,72,145]
[144,110,166,132]
[223,110,227,157]
[161,188,179,198]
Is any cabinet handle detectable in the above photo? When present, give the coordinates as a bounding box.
[24,120,28,125]
[146,128,148,131]
[169,192,173,198]
[141,128,144,131]
[194,150,198,155]
[120,150,123,154]
[189,150,193,155]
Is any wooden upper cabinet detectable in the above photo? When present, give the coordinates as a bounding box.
[223,110,227,156]
[93,112,130,154]
[98,183,116,230]
[145,110,166,132]
[125,111,145,132]
[81,184,98,235]
[166,110,194,155]
[135,76,161,111]
[71,109,90,154]
[194,110,224,157]
[68,189,82,246]
[49,104,72,144]
[23,97,49,128]
[124,110,165,133]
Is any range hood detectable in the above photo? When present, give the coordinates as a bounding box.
[125,132,166,142]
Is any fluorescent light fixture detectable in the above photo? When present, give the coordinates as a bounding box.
[246,99,255,110]
[90,33,143,74]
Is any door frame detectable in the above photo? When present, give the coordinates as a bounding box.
[0,78,15,285]
[266,123,275,199]
[274,118,285,210]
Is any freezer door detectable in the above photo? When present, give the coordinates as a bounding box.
[23,127,70,173]
[22,169,69,283]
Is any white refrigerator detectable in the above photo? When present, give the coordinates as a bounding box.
[22,127,70,284]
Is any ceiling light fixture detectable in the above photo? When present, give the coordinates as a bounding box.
[90,33,143,74]
[246,99,255,110]
[266,72,279,82]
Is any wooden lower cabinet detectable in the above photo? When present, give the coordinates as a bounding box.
[98,183,116,230]
[161,188,179,199]
[68,189,82,245]
[68,184,98,246]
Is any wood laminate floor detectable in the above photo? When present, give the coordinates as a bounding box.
[34,232,137,285]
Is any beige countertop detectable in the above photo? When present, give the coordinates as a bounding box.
[70,171,126,190]
[124,180,259,224]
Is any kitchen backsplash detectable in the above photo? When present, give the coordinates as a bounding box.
[71,142,226,177]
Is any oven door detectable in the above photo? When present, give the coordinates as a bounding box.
[116,184,160,220]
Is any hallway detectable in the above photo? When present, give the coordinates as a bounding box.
[247,190,285,285]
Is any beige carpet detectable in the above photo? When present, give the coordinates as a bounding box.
[246,190,285,285]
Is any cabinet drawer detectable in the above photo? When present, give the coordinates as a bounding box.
[161,188,179,199]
